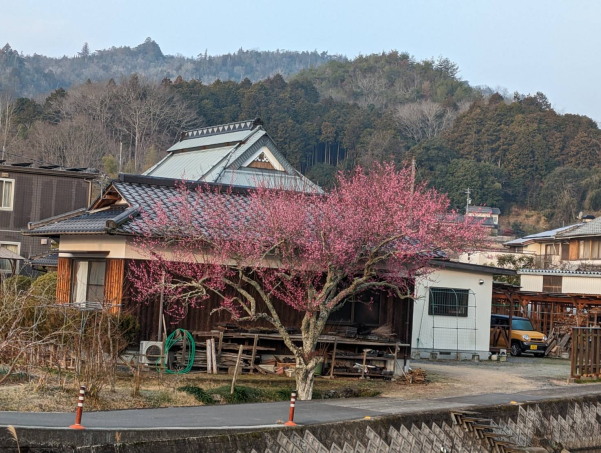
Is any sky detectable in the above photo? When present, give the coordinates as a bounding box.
[3,0,601,122]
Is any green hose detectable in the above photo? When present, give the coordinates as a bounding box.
[163,328,195,374]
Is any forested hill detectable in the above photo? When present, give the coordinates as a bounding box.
[0,38,343,98]
[2,49,600,230]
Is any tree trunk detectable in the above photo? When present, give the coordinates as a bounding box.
[294,359,317,400]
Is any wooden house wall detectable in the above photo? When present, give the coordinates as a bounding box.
[56,257,72,303]
[122,260,414,346]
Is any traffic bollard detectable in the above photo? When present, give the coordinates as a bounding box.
[284,390,297,426]
[69,385,86,429]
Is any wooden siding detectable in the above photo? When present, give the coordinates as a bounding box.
[56,257,72,303]
[104,259,124,313]
[121,258,413,347]
[569,241,579,260]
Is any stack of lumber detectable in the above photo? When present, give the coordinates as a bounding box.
[174,344,253,371]
[545,324,572,357]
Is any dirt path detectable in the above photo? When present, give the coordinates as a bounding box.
[380,356,572,399]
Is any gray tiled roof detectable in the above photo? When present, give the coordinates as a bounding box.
[26,207,131,235]
[25,178,253,236]
[558,217,601,238]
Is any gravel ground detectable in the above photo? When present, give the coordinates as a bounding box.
[379,355,573,400]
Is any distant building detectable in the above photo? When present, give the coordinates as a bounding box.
[466,206,500,233]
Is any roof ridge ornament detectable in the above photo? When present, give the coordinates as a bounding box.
[181,118,263,140]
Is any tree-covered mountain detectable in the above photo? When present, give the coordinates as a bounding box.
[1,49,600,230]
[0,38,343,99]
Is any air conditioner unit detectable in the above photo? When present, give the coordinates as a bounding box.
[139,341,164,365]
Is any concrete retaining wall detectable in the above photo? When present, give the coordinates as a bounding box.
[2,395,601,452]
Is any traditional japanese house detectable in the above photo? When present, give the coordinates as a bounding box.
[25,120,419,375]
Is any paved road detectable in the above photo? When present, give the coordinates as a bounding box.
[2,382,600,431]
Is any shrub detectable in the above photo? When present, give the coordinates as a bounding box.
[2,275,34,293]
[178,385,215,405]
[30,272,57,300]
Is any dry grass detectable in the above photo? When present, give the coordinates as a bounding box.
[0,367,426,412]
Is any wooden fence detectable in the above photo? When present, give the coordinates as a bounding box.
[571,327,601,378]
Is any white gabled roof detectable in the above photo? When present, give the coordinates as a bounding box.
[144,119,322,193]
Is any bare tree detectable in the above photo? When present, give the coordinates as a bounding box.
[112,75,200,172]
[0,91,15,160]
[395,100,460,142]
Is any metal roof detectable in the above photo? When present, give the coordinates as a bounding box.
[219,169,322,192]
[0,247,25,260]
[519,269,601,277]
[166,130,254,152]
[504,224,581,246]
[145,145,238,180]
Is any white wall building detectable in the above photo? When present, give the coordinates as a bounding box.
[412,261,515,360]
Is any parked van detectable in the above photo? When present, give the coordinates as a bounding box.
[490,314,548,356]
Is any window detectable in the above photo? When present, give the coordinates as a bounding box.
[71,259,106,304]
[579,239,601,259]
[428,287,469,317]
[542,275,562,293]
[0,178,14,210]
[329,293,381,325]
[0,242,20,273]
[561,243,569,261]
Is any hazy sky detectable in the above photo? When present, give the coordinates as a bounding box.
[3,1,601,121]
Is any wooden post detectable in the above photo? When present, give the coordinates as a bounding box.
[249,334,258,374]
[230,345,244,394]
[206,339,212,374]
[393,343,399,376]
[211,338,218,374]
[361,349,368,379]
[329,338,338,378]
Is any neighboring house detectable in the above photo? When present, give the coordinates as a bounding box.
[0,163,97,275]
[466,206,500,233]
[412,260,516,360]
[503,224,581,268]
[489,219,601,335]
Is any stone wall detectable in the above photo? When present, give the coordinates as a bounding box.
[2,395,601,452]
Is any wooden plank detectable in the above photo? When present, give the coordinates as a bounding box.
[104,259,124,313]
[206,339,212,374]
[230,345,244,394]
[329,338,338,378]
[56,257,72,303]
[249,334,258,375]
[211,338,218,374]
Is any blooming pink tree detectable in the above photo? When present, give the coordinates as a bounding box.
[131,164,484,399]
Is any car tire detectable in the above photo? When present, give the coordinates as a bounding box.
[510,342,522,357]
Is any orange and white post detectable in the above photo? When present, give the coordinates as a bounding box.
[69,385,86,429]
[284,391,297,426]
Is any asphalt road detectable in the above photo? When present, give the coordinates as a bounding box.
[2,382,601,431]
